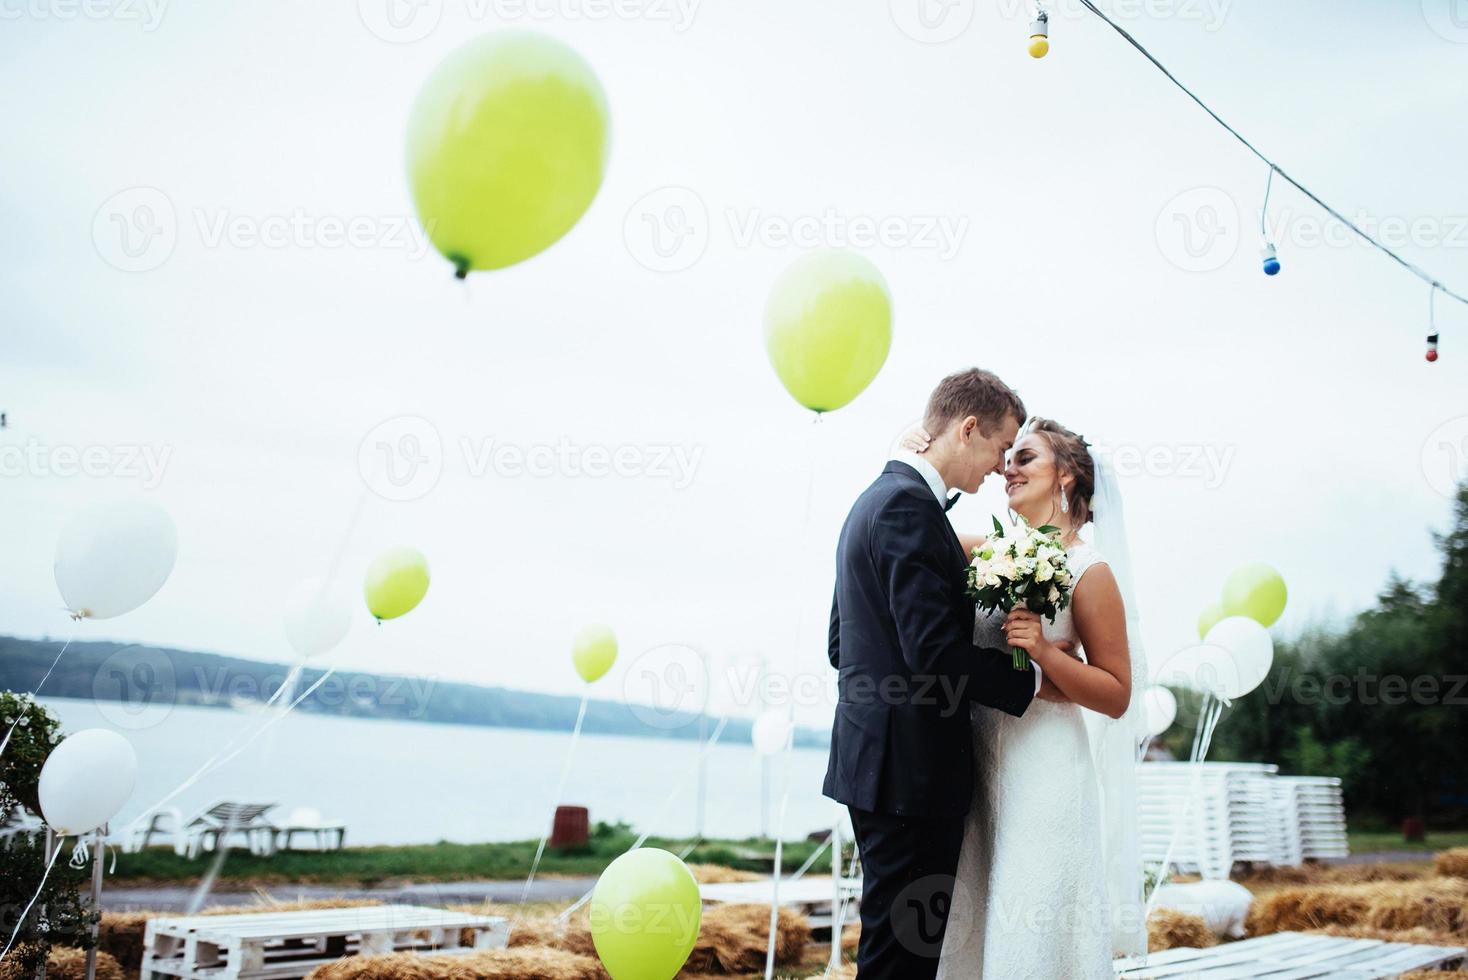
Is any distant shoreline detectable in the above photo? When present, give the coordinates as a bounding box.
[1,634,830,748]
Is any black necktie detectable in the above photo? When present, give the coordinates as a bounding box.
[944,492,961,513]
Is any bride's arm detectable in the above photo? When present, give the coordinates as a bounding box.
[1004,566,1131,718]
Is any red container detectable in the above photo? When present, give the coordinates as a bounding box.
[1403,817,1426,843]
[551,805,590,849]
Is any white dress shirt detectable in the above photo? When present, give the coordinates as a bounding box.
[890,453,1045,696]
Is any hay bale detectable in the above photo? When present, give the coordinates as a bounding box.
[0,948,125,980]
[99,911,156,976]
[1246,877,1468,938]
[201,897,383,916]
[685,864,762,885]
[840,921,859,955]
[1436,848,1468,880]
[306,947,608,980]
[504,903,596,957]
[1147,908,1216,952]
[1399,973,1468,980]
[1239,862,1427,888]
[679,904,810,975]
[505,901,809,975]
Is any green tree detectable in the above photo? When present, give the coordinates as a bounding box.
[0,692,93,976]
[1207,481,1468,826]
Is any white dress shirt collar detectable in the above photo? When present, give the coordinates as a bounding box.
[891,452,950,504]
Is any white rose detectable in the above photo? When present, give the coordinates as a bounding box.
[1035,559,1054,583]
[1018,534,1038,558]
[984,571,1001,587]
[1048,586,1061,603]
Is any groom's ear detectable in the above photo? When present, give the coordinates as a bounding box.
[957,415,979,443]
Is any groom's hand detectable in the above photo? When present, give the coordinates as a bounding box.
[1037,675,1070,703]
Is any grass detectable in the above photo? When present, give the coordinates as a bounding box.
[1347,829,1468,854]
[110,823,830,886]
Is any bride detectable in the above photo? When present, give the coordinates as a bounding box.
[904,416,1149,978]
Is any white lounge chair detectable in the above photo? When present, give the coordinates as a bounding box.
[123,806,188,855]
[181,801,280,858]
[271,806,346,851]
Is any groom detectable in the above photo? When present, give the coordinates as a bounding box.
[823,368,1045,978]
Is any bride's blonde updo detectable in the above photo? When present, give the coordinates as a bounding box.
[1026,417,1096,527]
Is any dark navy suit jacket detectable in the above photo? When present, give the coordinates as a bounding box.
[822,461,1036,816]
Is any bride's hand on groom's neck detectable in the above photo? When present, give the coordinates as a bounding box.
[898,424,932,454]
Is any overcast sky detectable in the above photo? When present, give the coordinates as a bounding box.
[3,0,1466,728]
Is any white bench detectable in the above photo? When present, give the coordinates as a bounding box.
[141,905,509,980]
[1114,931,1468,978]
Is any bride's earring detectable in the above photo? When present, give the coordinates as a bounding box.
[1059,486,1069,514]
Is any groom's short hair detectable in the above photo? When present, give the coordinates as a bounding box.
[924,368,1026,435]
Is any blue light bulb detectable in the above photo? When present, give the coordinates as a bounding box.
[1261,243,1281,276]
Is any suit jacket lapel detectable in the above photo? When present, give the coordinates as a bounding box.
[884,462,967,570]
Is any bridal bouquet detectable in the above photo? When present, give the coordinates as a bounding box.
[966,516,1075,669]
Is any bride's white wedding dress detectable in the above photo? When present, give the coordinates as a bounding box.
[937,541,1113,980]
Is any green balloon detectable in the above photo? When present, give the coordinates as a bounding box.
[591,849,701,980]
[406,31,610,278]
[1197,601,1226,640]
[363,547,430,622]
[764,250,892,413]
[572,623,617,684]
[1221,561,1288,627]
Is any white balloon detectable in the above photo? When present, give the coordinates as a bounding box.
[54,498,178,620]
[39,729,138,834]
[751,708,793,756]
[1151,643,1239,699]
[1150,880,1253,938]
[1142,685,1177,736]
[283,578,352,659]
[1203,616,1275,698]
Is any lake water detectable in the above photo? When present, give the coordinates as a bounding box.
[41,698,840,846]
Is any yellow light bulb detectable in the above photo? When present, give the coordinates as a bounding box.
[1028,35,1050,58]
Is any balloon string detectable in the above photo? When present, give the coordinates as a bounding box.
[0,632,76,760]
[556,715,730,923]
[763,726,795,980]
[185,811,241,915]
[125,666,336,833]
[122,662,304,832]
[827,837,860,976]
[0,835,64,964]
[1145,693,1226,916]
[517,692,589,914]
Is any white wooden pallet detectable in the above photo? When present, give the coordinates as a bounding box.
[1114,931,1468,979]
[141,904,509,980]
